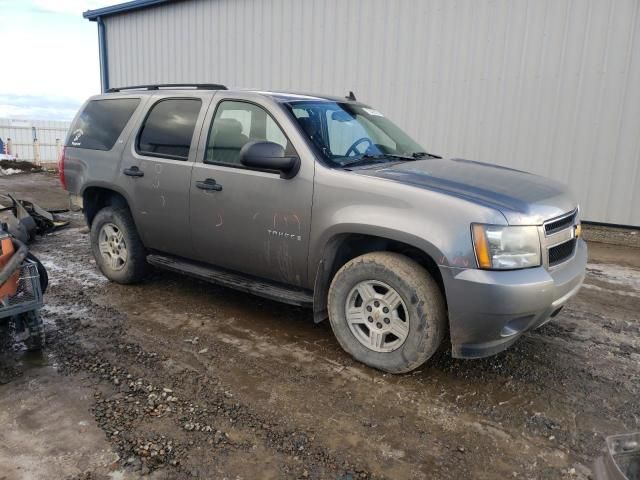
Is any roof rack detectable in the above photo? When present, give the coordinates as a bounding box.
[107,83,228,93]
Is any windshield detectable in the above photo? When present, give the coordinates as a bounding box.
[284,101,427,166]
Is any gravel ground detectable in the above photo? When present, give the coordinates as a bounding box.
[0,173,639,479]
[582,224,640,248]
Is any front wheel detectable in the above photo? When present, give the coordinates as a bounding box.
[328,252,446,374]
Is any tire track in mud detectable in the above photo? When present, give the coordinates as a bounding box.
[36,221,380,479]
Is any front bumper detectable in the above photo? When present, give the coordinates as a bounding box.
[441,238,587,359]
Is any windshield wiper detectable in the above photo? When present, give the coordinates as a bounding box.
[412,151,442,159]
[383,154,417,161]
[338,154,388,167]
[339,153,415,168]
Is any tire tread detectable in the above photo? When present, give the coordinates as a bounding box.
[328,251,446,373]
[91,206,148,284]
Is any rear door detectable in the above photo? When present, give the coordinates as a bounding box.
[120,93,211,258]
[189,94,314,287]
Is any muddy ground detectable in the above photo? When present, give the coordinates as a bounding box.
[0,173,639,480]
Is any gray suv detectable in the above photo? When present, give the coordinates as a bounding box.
[61,84,587,373]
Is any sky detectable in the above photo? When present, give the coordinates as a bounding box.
[0,0,113,121]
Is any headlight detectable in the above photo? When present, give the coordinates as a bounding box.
[472,224,541,270]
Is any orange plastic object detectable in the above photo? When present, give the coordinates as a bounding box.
[0,235,19,298]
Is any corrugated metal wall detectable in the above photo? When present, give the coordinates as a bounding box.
[103,0,640,226]
[0,118,70,163]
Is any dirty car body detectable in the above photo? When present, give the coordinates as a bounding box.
[61,85,587,371]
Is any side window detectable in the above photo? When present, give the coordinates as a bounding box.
[205,101,293,166]
[137,98,202,160]
[67,98,140,151]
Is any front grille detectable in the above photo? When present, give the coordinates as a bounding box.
[548,238,577,266]
[545,210,577,235]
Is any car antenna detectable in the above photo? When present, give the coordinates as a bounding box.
[346,91,357,101]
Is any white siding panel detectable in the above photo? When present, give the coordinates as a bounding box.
[0,119,70,163]
[104,0,640,225]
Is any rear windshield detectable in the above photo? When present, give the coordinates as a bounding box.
[67,98,140,151]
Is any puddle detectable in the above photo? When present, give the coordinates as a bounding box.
[42,303,91,320]
[582,283,640,298]
[583,263,640,299]
[586,263,640,289]
[18,349,49,368]
[40,258,107,287]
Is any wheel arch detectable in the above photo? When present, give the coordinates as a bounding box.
[312,230,446,324]
[82,183,133,227]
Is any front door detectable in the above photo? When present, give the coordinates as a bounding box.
[189,97,313,287]
[122,95,209,258]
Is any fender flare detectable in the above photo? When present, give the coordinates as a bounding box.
[81,182,134,225]
[311,226,447,323]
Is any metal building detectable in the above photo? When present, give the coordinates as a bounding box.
[84,0,640,226]
[0,118,70,165]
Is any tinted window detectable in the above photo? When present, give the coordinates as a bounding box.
[137,98,202,160]
[206,101,294,166]
[67,98,140,151]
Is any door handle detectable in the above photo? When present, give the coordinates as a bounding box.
[195,179,223,191]
[123,166,144,177]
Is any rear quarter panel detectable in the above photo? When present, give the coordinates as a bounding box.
[63,95,152,198]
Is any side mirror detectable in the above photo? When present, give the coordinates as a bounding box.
[239,141,300,179]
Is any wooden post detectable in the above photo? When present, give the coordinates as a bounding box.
[33,138,40,166]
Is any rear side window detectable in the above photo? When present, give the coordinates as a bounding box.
[68,98,140,150]
[136,98,202,160]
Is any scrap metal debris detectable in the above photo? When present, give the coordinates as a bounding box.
[1,224,48,351]
[0,193,69,243]
[594,433,640,480]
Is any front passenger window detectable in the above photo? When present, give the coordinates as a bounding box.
[206,101,293,166]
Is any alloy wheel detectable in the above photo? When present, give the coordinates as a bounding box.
[345,280,410,353]
[98,223,128,271]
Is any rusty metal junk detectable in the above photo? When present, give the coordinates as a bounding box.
[594,433,640,480]
[0,193,69,243]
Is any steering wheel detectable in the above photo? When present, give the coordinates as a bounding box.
[345,137,374,157]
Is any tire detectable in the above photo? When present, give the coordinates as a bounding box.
[18,311,45,351]
[328,252,446,374]
[10,310,45,351]
[90,206,148,284]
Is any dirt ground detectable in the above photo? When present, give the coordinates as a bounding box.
[1,172,639,480]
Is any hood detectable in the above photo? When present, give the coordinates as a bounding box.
[353,158,576,225]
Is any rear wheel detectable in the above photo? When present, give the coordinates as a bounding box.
[90,206,148,284]
[328,252,446,373]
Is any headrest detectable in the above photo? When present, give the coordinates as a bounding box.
[216,118,243,136]
[212,118,248,149]
[297,117,319,137]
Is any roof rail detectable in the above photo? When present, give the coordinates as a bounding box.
[107,83,228,93]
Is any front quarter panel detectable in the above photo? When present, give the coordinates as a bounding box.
[308,166,508,285]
